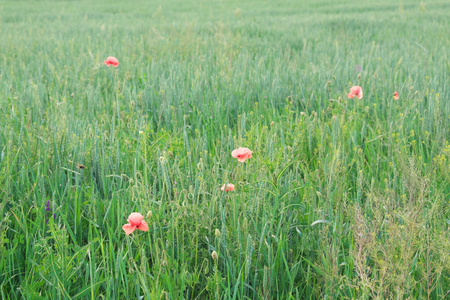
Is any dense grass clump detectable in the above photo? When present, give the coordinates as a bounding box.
[0,0,449,298]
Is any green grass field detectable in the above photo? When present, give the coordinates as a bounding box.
[1,0,449,298]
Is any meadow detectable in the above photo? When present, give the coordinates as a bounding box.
[0,0,449,298]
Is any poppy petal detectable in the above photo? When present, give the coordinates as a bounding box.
[137,220,149,232]
[122,224,137,235]
[231,149,241,158]
[128,213,144,226]
[238,157,247,162]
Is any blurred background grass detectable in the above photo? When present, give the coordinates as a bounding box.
[0,0,449,298]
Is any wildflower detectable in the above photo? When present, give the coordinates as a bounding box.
[122,213,149,235]
[211,250,218,260]
[393,92,399,100]
[104,56,119,67]
[347,86,363,99]
[221,183,235,192]
[231,147,252,162]
[45,200,56,224]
